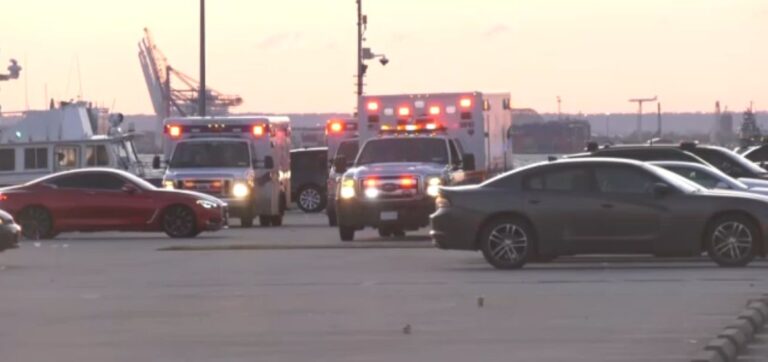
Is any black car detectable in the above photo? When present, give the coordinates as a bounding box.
[0,209,21,252]
[431,158,768,269]
[569,142,768,180]
[290,148,328,213]
[741,144,768,168]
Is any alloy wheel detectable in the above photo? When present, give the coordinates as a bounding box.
[711,221,753,262]
[298,187,323,213]
[163,206,196,238]
[486,223,529,265]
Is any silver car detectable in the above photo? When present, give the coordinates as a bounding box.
[650,161,768,196]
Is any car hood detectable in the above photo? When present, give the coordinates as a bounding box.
[696,188,768,204]
[345,163,447,178]
[164,168,251,181]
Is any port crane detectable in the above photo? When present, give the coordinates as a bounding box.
[138,28,242,119]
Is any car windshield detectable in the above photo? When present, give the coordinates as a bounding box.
[660,164,748,190]
[170,141,251,168]
[335,141,359,165]
[356,138,448,165]
[647,165,704,193]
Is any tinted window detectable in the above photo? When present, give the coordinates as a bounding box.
[49,172,126,190]
[336,141,359,165]
[524,167,591,192]
[86,145,110,166]
[24,148,48,170]
[170,141,251,168]
[0,149,15,171]
[595,166,658,194]
[292,151,326,172]
[744,146,768,162]
[357,138,448,165]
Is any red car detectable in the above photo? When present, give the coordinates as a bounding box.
[0,168,228,239]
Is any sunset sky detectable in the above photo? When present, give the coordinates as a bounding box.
[1,0,766,116]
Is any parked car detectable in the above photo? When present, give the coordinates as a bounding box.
[0,209,21,252]
[290,147,328,213]
[568,142,768,180]
[741,144,768,169]
[431,158,768,269]
[0,168,228,239]
[650,161,768,196]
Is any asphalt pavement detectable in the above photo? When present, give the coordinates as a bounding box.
[1,211,767,362]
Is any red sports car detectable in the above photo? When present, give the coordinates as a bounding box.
[0,168,228,239]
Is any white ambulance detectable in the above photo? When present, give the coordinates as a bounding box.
[332,92,512,241]
[156,116,291,227]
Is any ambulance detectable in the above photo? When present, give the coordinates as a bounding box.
[332,92,512,241]
[156,116,291,227]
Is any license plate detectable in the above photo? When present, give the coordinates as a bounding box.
[380,211,398,221]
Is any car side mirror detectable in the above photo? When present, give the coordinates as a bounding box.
[653,182,672,197]
[152,155,161,169]
[264,156,275,170]
[715,181,730,190]
[334,156,348,174]
[122,183,139,194]
[462,154,476,171]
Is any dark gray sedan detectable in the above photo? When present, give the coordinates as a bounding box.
[431,158,768,269]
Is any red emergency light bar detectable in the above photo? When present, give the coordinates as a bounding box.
[326,120,358,134]
[166,125,182,138]
[428,106,441,115]
[379,123,446,134]
[398,107,411,117]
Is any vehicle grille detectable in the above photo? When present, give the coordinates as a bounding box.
[177,179,231,197]
[360,176,421,200]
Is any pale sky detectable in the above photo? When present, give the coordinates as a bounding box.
[1,0,766,115]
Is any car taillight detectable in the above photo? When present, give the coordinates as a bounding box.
[400,177,417,188]
[167,125,182,138]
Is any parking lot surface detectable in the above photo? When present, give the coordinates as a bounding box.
[1,212,767,362]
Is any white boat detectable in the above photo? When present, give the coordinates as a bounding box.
[0,101,146,186]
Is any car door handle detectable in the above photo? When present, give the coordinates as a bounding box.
[528,199,541,205]
[601,203,614,209]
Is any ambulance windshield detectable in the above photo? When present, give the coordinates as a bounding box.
[170,140,251,168]
[356,138,448,165]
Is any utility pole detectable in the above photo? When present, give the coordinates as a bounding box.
[628,96,657,141]
[656,102,662,137]
[557,96,562,120]
[199,0,207,117]
[356,0,363,98]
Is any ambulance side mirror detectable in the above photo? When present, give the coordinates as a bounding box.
[462,154,476,171]
[152,155,161,169]
[334,156,348,174]
[264,156,275,170]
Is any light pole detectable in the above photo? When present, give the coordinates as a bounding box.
[628,96,657,141]
[356,0,388,113]
[199,0,207,117]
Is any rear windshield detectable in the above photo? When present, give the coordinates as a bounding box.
[170,141,251,168]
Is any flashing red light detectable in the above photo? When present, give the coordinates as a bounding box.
[425,123,438,130]
[329,122,343,133]
[252,125,265,136]
[398,107,411,117]
[429,106,441,115]
[364,178,378,188]
[459,98,473,109]
[168,125,182,138]
[367,101,380,112]
[400,177,416,188]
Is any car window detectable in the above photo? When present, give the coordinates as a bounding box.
[336,141,359,166]
[0,149,14,171]
[524,167,591,192]
[448,139,461,166]
[688,148,758,177]
[743,146,768,162]
[594,166,658,194]
[292,151,326,172]
[665,167,722,189]
[49,172,127,190]
[86,145,110,166]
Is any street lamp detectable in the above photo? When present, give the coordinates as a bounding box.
[199,0,207,117]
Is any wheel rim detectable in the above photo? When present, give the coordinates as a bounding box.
[20,208,51,239]
[711,221,753,261]
[299,189,321,211]
[487,224,528,263]
[165,207,195,236]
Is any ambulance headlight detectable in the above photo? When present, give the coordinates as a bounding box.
[232,183,250,198]
[163,180,175,190]
[427,177,442,197]
[340,178,356,199]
